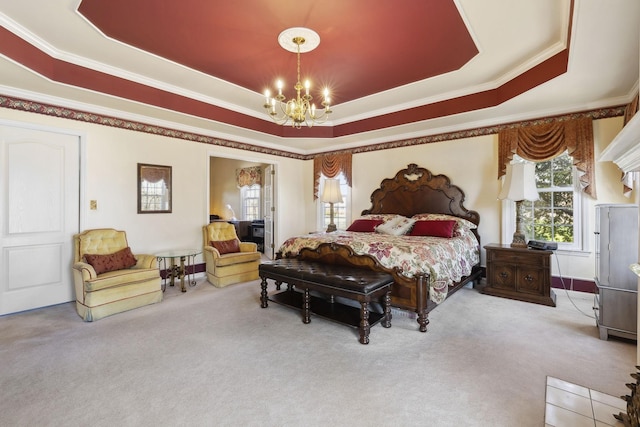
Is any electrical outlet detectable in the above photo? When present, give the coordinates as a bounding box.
[90,200,97,210]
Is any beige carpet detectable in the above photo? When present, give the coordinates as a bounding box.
[0,278,635,426]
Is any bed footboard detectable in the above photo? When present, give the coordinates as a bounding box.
[291,242,431,332]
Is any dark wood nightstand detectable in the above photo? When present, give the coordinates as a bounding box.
[482,243,556,306]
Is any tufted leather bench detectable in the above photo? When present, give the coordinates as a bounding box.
[259,258,394,344]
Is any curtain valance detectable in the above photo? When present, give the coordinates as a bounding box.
[313,153,352,200]
[140,166,170,187]
[498,117,596,198]
[236,166,262,188]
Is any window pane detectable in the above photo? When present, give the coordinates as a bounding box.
[554,225,574,242]
[535,162,551,188]
[553,169,572,187]
[534,225,553,241]
[554,208,574,225]
[535,193,552,208]
[554,191,573,207]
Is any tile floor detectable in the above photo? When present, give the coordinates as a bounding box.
[545,376,627,426]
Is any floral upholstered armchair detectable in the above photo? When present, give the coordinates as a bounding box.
[72,228,162,321]
[203,222,261,287]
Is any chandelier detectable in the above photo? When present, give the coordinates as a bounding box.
[263,27,332,128]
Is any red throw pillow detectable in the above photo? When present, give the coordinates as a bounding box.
[346,219,384,232]
[211,239,240,254]
[409,220,457,238]
[84,247,137,275]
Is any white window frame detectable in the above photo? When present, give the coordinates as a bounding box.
[317,173,351,231]
[240,184,261,221]
[501,153,587,253]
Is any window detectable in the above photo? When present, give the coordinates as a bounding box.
[140,179,169,212]
[318,174,351,231]
[241,184,261,221]
[519,152,583,250]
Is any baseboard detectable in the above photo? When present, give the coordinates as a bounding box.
[551,276,596,293]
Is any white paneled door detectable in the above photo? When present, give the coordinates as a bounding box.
[0,124,80,315]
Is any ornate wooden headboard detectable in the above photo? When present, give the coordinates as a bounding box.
[361,163,480,227]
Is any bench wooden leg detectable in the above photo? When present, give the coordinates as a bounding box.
[302,288,311,324]
[260,277,269,308]
[359,302,370,345]
[382,290,392,328]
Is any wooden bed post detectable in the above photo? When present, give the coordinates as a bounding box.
[415,274,430,332]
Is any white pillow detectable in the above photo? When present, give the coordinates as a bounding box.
[375,216,416,236]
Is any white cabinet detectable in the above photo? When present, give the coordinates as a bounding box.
[594,204,638,340]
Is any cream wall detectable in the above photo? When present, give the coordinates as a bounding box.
[0,108,308,266]
[303,117,632,282]
[0,107,632,282]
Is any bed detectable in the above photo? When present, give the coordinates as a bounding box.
[277,163,483,330]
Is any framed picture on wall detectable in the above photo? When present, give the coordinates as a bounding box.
[137,163,172,213]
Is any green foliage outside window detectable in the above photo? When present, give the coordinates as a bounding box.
[521,152,575,243]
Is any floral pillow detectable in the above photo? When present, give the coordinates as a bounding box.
[376,216,416,236]
[84,247,137,275]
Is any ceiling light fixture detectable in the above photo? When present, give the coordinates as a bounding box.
[263,27,332,129]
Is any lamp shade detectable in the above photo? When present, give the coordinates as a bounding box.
[499,162,539,202]
[321,179,343,203]
[225,204,237,220]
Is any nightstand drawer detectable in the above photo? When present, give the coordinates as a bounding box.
[488,250,543,266]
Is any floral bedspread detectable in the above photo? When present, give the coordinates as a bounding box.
[278,231,480,304]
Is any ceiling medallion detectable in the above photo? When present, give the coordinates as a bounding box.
[263,27,332,129]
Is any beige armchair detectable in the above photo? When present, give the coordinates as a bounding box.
[72,228,162,321]
[203,222,261,287]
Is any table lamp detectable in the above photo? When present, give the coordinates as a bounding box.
[321,178,343,232]
[225,204,237,221]
[499,161,539,248]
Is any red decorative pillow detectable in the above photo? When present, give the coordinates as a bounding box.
[211,239,240,254]
[346,219,384,232]
[84,247,137,275]
[409,220,457,238]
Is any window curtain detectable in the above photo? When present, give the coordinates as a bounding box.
[140,166,170,188]
[313,153,352,200]
[236,166,262,188]
[622,92,639,197]
[498,117,596,198]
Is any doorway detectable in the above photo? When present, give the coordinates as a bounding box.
[208,155,276,260]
